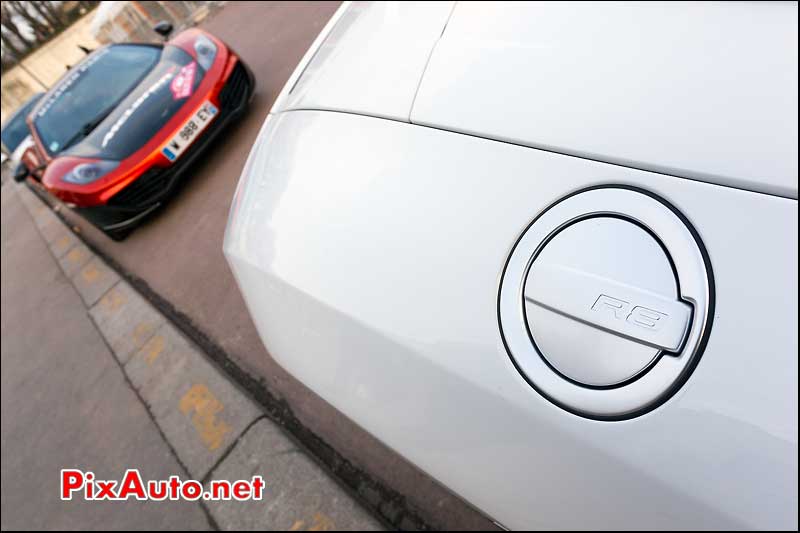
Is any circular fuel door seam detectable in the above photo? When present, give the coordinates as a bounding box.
[497,185,714,421]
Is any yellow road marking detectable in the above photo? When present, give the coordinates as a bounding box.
[101,288,126,311]
[309,513,334,531]
[143,334,165,365]
[66,247,86,264]
[132,321,155,344]
[81,263,100,282]
[179,384,231,450]
[288,513,334,531]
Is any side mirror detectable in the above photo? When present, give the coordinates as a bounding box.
[153,21,173,40]
[13,163,30,183]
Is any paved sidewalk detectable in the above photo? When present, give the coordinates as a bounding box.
[1,181,384,531]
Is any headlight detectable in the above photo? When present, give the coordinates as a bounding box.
[63,160,119,184]
[194,34,218,71]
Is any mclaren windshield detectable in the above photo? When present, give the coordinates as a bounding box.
[31,45,161,156]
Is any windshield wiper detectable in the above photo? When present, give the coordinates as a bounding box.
[60,108,115,151]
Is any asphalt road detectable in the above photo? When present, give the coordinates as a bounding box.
[48,2,495,530]
[0,182,210,530]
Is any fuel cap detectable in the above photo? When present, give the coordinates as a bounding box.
[525,217,692,387]
[498,187,713,419]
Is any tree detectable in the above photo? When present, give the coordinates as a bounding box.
[29,1,62,32]
[0,27,27,61]
[0,3,33,50]
[42,1,69,27]
[0,0,101,68]
[7,1,52,41]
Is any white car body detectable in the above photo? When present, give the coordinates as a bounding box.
[225,2,798,529]
[9,136,35,168]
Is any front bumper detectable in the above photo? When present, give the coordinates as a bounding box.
[77,61,255,231]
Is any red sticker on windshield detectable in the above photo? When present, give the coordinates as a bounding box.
[170,61,197,100]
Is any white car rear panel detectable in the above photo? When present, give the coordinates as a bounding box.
[225,110,797,530]
[275,1,454,121]
[410,1,798,198]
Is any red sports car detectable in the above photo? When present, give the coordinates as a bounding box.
[19,24,254,239]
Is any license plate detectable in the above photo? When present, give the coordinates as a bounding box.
[161,102,218,162]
